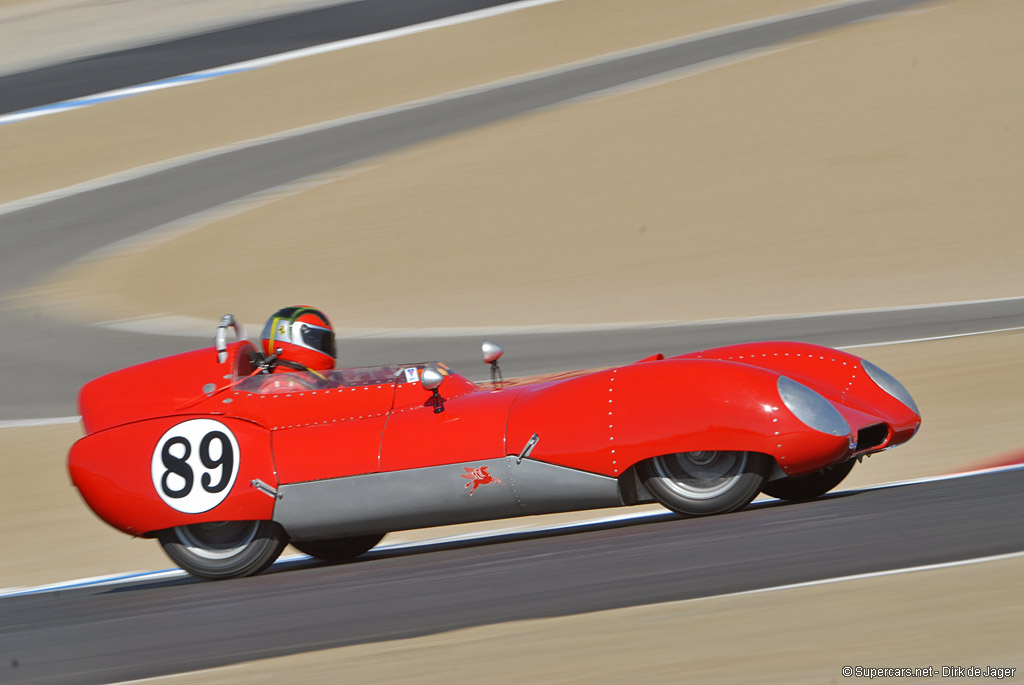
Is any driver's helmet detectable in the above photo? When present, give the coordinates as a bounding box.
[260,306,336,373]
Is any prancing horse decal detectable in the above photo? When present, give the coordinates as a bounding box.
[461,466,504,495]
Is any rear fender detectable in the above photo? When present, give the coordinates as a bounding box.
[79,340,258,434]
[68,416,276,536]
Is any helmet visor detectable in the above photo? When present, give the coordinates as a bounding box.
[299,323,336,359]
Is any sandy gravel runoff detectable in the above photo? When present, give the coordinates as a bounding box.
[15,0,1024,330]
[0,0,851,205]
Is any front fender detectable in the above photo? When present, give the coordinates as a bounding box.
[68,415,277,536]
[505,359,852,479]
[675,341,921,447]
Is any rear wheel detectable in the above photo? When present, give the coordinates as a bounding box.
[157,520,288,580]
[762,458,855,501]
[638,450,770,516]
[291,533,385,562]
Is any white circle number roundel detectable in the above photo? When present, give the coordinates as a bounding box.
[151,419,240,514]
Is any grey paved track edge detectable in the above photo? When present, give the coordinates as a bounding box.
[2,469,1022,683]
[4,298,1024,421]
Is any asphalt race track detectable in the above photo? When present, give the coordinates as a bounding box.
[3,469,1022,683]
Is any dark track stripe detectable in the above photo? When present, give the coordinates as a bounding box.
[0,0,535,114]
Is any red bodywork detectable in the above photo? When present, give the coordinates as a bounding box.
[68,339,920,537]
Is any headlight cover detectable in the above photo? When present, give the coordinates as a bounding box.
[861,359,920,415]
[777,376,851,437]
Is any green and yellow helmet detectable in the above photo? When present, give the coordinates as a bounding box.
[260,306,336,372]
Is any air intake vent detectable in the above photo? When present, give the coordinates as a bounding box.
[856,423,890,453]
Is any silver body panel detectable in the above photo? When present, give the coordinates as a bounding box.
[274,457,624,541]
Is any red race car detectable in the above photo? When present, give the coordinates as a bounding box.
[68,316,920,580]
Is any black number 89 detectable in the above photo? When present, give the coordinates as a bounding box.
[160,430,235,499]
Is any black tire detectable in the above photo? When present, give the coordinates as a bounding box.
[638,451,770,516]
[157,520,289,580]
[291,533,385,562]
[762,458,855,501]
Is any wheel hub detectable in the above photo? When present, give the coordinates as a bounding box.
[652,450,749,500]
[681,450,725,470]
[175,521,259,560]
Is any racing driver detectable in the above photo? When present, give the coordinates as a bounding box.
[257,306,336,390]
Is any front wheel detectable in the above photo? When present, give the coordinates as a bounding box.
[638,450,770,516]
[157,520,289,580]
[762,458,855,501]
[291,533,385,562]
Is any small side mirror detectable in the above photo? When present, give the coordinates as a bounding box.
[482,340,504,385]
[420,366,445,391]
[421,366,447,413]
[482,340,504,364]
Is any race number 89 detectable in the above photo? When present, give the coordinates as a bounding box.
[151,419,240,514]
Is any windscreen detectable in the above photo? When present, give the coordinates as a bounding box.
[234,364,426,394]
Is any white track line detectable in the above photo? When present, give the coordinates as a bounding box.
[3,462,1021,599]
[685,550,1024,604]
[0,0,920,128]
[839,326,1024,350]
[0,416,79,429]
[113,664,241,684]
[0,0,564,127]
[852,3,945,23]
